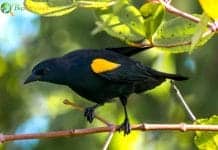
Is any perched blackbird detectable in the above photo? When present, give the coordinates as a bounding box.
[24,47,187,135]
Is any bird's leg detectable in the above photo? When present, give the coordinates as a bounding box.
[119,96,131,135]
[84,104,100,123]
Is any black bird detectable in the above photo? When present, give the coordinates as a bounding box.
[24,47,187,135]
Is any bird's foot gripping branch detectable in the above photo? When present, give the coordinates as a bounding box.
[24,48,188,135]
[9,0,218,149]
[1,99,218,150]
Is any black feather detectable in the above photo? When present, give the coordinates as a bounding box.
[25,48,187,135]
[105,46,151,56]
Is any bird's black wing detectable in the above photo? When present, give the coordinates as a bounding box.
[105,46,151,57]
[62,46,151,59]
[90,57,157,83]
[90,56,187,83]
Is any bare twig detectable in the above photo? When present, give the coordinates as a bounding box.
[63,99,116,149]
[171,81,197,121]
[1,123,218,143]
[102,127,116,150]
[159,0,218,32]
[63,99,112,126]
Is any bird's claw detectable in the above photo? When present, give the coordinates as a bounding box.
[84,107,95,123]
[119,118,131,135]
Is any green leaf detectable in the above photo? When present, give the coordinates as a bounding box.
[94,0,145,43]
[148,52,175,99]
[152,16,214,53]
[113,0,145,37]
[24,0,76,16]
[191,13,211,53]
[140,2,165,39]
[195,115,218,150]
[24,0,115,17]
[74,1,116,9]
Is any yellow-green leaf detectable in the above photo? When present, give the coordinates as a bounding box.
[94,1,145,43]
[24,0,116,17]
[113,0,145,37]
[74,1,115,9]
[199,0,218,20]
[24,0,76,17]
[152,16,214,53]
[148,51,175,99]
[191,13,211,53]
[195,115,218,150]
[140,2,165,38]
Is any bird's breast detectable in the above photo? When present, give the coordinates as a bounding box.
[68,71,132,103]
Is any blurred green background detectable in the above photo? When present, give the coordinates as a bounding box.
[0,0,218,149]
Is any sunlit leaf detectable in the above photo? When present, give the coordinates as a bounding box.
[24,0,116,17]
[191,13,211,53]
[140,2,165,38]
[195,115,218,150]
[152,16,214,53]
[199,0,218,20]
[24,0,76,16]
[94,0,145,43]
[73,1,115,9]
[113,0,145,37]
[148,51,175,99]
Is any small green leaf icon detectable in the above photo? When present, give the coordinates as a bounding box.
[1,2,11,14]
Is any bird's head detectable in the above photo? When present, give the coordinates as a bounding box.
[24,58,67,85]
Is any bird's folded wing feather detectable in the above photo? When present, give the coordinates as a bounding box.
[90,58,157,83]
[105,46,151,56]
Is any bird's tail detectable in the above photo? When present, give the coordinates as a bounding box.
[105,46,151,56]
[159,72,188,81]
[148,68,188,81]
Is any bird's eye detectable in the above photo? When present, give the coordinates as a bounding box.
[35,69,45,75]
[35,68,50,75]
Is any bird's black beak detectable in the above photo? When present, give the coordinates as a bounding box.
[24,74,40,84]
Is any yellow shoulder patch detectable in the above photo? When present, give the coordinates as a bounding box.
[91,58,121,73]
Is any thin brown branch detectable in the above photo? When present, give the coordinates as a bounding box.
[1,123,218,143]
[64,100,116,149]
[63,99,112,126]
[159,0,217,32]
